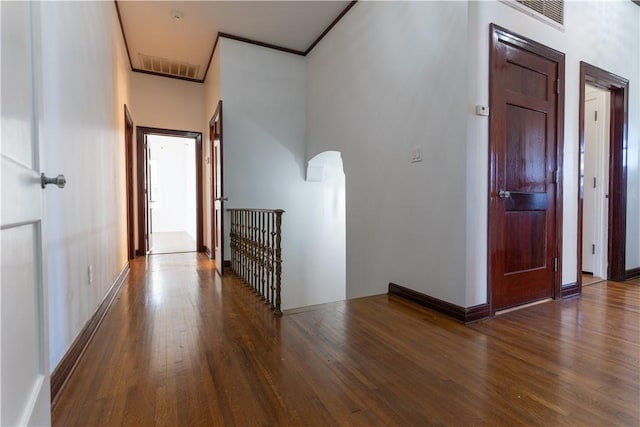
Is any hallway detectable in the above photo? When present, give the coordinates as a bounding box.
[52,254,639,426]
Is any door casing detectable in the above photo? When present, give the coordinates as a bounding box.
[577,62,629,287]
[135,127,204,255]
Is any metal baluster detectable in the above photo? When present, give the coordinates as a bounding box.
[258,211,263,299]
[233,211,240,274]
[252,211,257,293]
[274,210,283,315]
[242,210,247,283]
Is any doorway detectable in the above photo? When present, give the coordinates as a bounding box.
[580,85,610,285]
[577,62,629,288]
[136,127,203,256]
[147,135,197,254]
[487,25,565,314]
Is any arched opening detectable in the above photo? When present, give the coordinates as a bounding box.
[305,151,346,303]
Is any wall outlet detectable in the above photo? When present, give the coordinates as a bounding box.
[88,265,93,285]
[410,146,423,163]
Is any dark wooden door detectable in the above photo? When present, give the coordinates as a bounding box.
[489,25,564,312]
[124,106,135,259]
[213,101,224,275]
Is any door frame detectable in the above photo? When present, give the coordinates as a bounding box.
[135,126,203,255]
[207,103,222,260]
[211,100,225,275]
[124,105,135,260]
[577,62,629,286]
[487,24,565,314]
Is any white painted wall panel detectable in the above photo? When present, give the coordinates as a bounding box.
[203,49,221,253]
[131,73,205,134]
[307,2,468,306]
[40,1,132,371]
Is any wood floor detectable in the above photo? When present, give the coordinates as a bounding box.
[53,253,640,426]
[149,231,196,254]
[582,273,606,286]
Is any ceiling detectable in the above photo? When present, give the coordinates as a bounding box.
[116,1,353,82]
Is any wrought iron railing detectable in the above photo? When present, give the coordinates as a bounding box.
[228,209,284,315]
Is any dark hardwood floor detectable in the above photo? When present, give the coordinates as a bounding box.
[53,253,640,426]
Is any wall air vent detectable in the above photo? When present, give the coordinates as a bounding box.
[514,0,564,26]
[138,53,200,79]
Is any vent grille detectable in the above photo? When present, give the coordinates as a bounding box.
[138,53,200,79]
[515,0,564,25]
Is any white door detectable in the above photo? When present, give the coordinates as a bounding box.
[1,2,52,426]
[582,85,610,278]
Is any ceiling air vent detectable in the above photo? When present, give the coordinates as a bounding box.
[138,53,200,79]
[514,0,564,25]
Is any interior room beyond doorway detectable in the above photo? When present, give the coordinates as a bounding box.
[581,84,610,283]
[147,135,197,254]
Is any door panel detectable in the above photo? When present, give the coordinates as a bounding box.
[582,96,598,274]
[489,25,563,312]
[1,2,51,425]
[504,211,546,273]
[146,144,152,251]
[505,106,547,193]
[212,101,224,275]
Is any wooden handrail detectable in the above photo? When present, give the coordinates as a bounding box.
[228,208,284,314]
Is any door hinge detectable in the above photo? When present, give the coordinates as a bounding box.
[555,79,560,94]
[594,110,598,121]
[552,170,558,183]
[592,244,596,255]
[553,257,558,272]
[593,176,596,188]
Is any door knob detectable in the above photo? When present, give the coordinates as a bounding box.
[41,173,66,189]
[498,190,511,199]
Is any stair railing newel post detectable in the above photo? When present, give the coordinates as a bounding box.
[273,209,284,315]
[227,208,284,316]
[269,212,276,310]
[228,212,236,268]
[250,211,254,292]
[253,211,258,294]
[260,211,266,300]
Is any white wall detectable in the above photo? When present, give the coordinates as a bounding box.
[40,1,131,371]
[220,38,346,309]
[130,72,205,250]
[307,0,638,308]
[184,138,197,240]
[203,48,221,253]
[130,73,205,133]
[147,136,196,237]
[306,2,469,306]
[465,0,640,305]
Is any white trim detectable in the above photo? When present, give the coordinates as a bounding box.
[499,0,565,32]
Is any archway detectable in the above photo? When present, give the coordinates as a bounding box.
[305,151,346,303]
